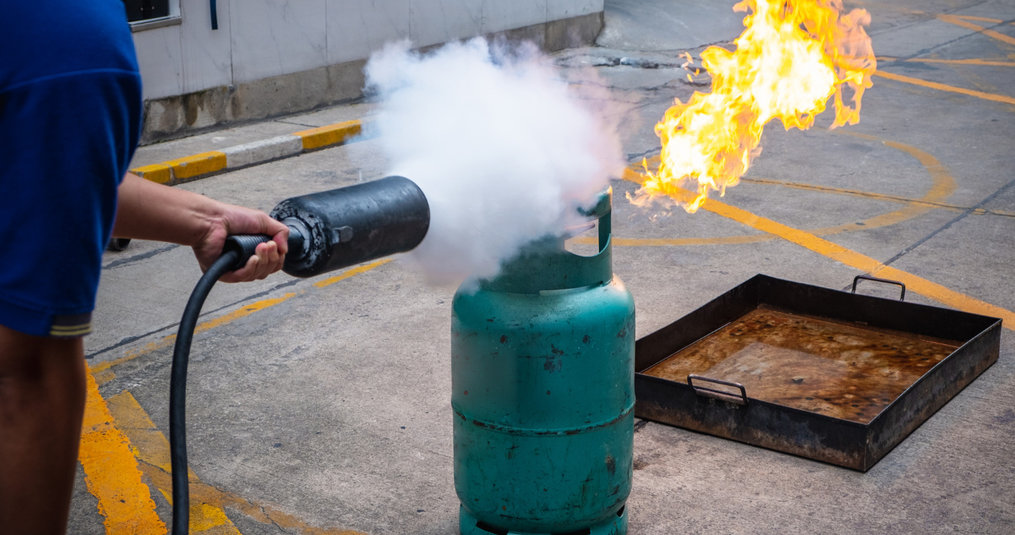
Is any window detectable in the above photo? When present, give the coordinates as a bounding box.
[123,0,169,22]
[123,0,180,31]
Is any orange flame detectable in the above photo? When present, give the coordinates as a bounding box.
[633,0,876,212]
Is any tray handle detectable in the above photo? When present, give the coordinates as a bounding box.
[687,374,748,405]
[852,274,906,301]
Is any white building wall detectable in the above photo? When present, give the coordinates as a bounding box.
[131,0,603,138]
[134,0,603,99]
[327,1,412,65]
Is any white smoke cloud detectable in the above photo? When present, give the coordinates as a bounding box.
[364,38,623,287]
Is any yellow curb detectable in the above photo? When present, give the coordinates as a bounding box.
[131,163,173,184]
[165,151,228,181]
[293,120,362,151]
[130,120,365,184]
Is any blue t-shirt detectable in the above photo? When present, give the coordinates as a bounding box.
[0,1,143,337]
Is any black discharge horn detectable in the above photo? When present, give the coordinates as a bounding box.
[224,175,430,277]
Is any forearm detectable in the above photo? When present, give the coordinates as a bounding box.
[111,172,288,281]
[112,172,221,246]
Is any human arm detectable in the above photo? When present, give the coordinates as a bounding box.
[112,172,288,282]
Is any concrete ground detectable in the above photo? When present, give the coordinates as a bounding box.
[71,0,1014,533]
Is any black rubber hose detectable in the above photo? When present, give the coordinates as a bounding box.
[169,249,241,535]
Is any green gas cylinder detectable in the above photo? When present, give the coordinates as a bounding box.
[451,190,634,535]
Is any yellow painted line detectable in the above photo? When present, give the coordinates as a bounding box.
[106,393,174,475]
[645,180,1015,328]
[107,391,240,534]
[293,120,362,151]
[878,56,1015,67]
[606,235,768,246]
[909,58,1015,67]
[738,177,1013,217]
[742,177,965,211]
[79,368,166,533]
[939,13,1015,46]
[166,151,228,181]
[873,70,1015,106]
[952,15,1003,23]
[193,292,297,334]
[132,163,173,185]
[314,258,391,288]
[92,337,177,375]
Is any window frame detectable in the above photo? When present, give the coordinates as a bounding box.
[126,0,181,32]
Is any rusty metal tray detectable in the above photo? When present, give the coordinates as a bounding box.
[634,274,1001,471]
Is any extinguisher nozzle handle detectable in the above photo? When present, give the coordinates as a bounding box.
[223,226,309,272]
[222,234,272,270]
